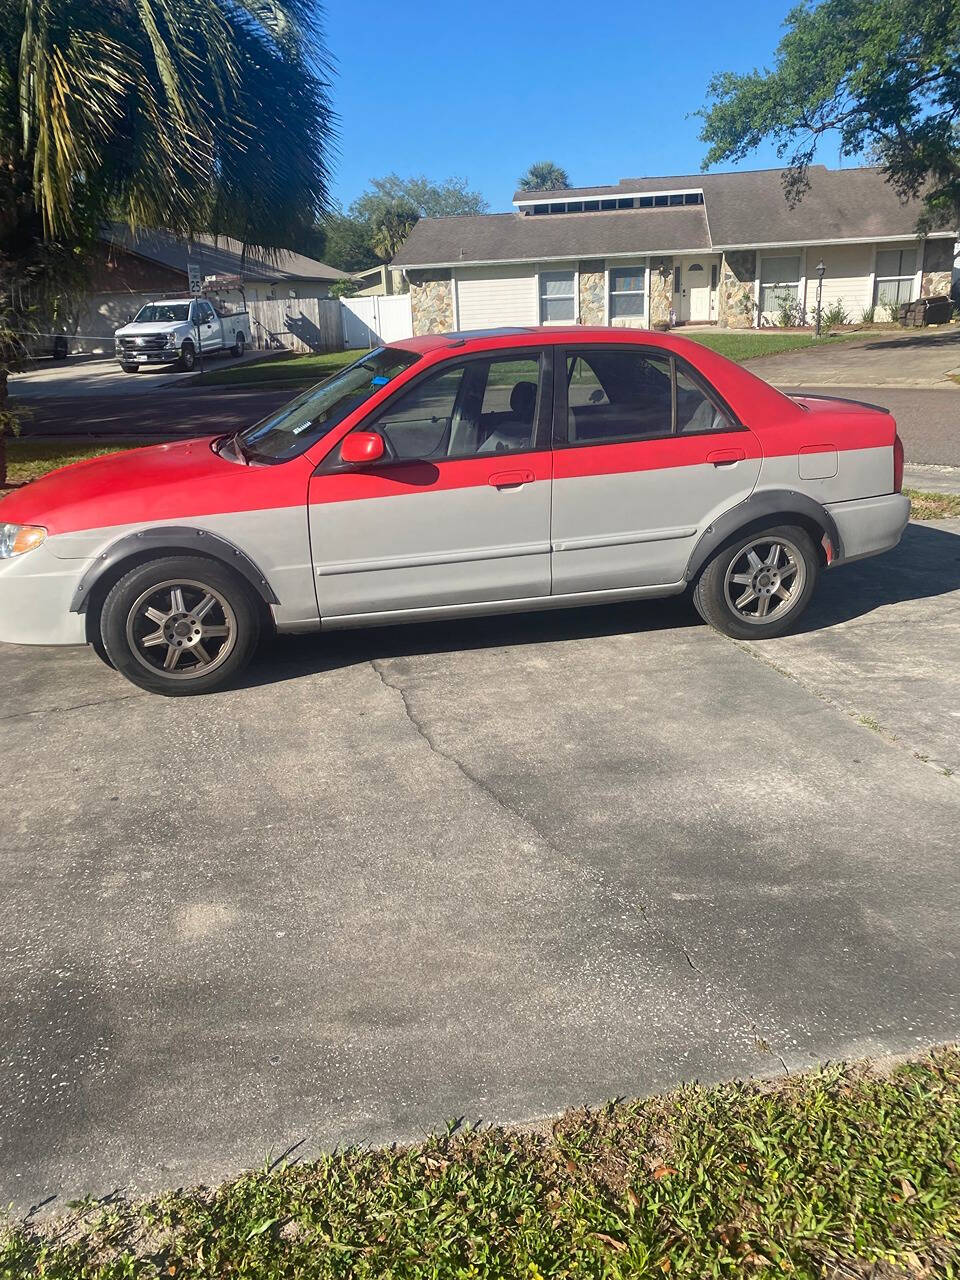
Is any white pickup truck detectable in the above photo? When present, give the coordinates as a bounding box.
[114,298,249,372]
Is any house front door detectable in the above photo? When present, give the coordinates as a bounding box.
[680,259,713,323]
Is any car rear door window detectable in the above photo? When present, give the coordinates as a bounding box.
[565,349,672,444]
[675,365,733,433]
[561,347,736,444]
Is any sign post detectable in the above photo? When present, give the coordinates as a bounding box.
[187,263,204,373]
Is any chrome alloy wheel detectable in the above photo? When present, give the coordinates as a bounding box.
[125,579,237,679]
[722,536,807,624]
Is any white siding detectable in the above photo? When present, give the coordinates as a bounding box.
[803,244,874,322]
[455,266,537,329]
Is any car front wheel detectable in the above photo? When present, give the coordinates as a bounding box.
[692,525,819,640]
[178,340,196,371]
[99,555,261,695]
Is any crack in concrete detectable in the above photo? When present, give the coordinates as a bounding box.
[0,691,147,724]
[368,656,790,1075]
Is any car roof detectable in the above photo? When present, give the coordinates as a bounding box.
[390,325,719,360]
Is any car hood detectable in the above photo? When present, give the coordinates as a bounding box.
[115,321,186,337]
[0,437,296,538]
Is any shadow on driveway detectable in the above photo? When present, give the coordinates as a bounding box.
[238,521,960,689]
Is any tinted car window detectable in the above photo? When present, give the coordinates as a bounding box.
[565,349,672,444]
[675,365,733,434]
[365,354,542,461]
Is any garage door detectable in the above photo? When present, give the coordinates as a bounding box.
[456,266,537,329]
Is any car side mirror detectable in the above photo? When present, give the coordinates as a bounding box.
[340,431,385,465]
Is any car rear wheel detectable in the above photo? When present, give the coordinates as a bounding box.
[232,332,245,357]
[692,525,819,640]
[178,340,196,372]
[99,555,261,695]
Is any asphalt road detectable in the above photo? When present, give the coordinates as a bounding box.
[14,386,292,440]
[14,382,960,467]
[2,519,959,1213]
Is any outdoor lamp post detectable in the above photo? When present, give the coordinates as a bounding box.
[815,259,826,337]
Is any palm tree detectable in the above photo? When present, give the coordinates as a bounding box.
[0,0,335,482]
[518,162,571,193]
[370,202,420,262]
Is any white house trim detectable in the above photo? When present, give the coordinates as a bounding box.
[713,231,953,253]
[513,187,704,209]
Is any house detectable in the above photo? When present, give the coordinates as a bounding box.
[391,166,957,336]
[75,226,351,350]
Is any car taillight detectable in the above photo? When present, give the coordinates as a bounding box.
[893,432,904,493]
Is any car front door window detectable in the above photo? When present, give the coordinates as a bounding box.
[360,354,542,461]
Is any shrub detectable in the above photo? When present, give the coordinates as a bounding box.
[823,298,849,328]
[860,303,876,324]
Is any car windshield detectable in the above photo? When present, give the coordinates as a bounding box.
[133,303,191,323]
[238,347,421,461]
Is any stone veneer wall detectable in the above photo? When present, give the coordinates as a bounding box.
[409,270,453,334]
[717,251,756,328]
[578,260,606,325]
[920,238,954,298]
[648,257,673,327]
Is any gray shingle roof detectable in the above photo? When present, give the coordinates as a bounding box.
[391,206,711,268]
[101,224,350,282]
[401,167,941,269]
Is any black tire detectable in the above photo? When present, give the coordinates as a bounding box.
[232,332,245,357]
[120,363,139,373]
[99,555,262,696]
[178,340,196,372]
[53,336,68,361]
[692,524,819,640]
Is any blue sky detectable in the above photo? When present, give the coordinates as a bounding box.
[323,0,848,213]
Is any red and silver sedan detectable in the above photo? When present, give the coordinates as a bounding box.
[0,327,909,694]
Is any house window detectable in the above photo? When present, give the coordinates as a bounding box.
[609,267,645,319]
[874,248,917,308]
[759,255,802,314]
[539,270,576,322]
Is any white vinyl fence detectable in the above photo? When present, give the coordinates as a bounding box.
[341,295,414,348]
[247,294,413,354]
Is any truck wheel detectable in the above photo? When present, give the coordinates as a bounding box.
[232,332,245,357]
[99,555,262,696]
[120,364,139,374]
[692,525,819,640]
[178,340,196,372]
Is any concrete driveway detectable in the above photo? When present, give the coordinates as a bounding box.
[9,349,265,401]
[756,325,960,388]
[1,521,959,1215]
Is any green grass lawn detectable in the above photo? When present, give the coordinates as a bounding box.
[3,1048,959,1279]
[682,330,865,361]
[3,439,144,486]
[193,349,363,387]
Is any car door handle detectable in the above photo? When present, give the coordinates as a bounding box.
[707,448,746,466]
[489,469,534,488]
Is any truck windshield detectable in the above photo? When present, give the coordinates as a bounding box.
[238,347,421,461]
[133,303,190,323]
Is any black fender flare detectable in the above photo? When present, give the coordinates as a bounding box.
[683,489,843,584]
[69,526,280,614]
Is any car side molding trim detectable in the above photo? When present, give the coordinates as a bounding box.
[69,526,281,614]
[683,489,844,583]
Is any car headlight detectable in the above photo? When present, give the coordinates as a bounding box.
[0,523,47,558]
[166,332,178,347]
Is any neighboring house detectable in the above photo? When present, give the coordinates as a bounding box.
[75,226,351,349]
[352,264,406,296]
[391,166,957,335]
